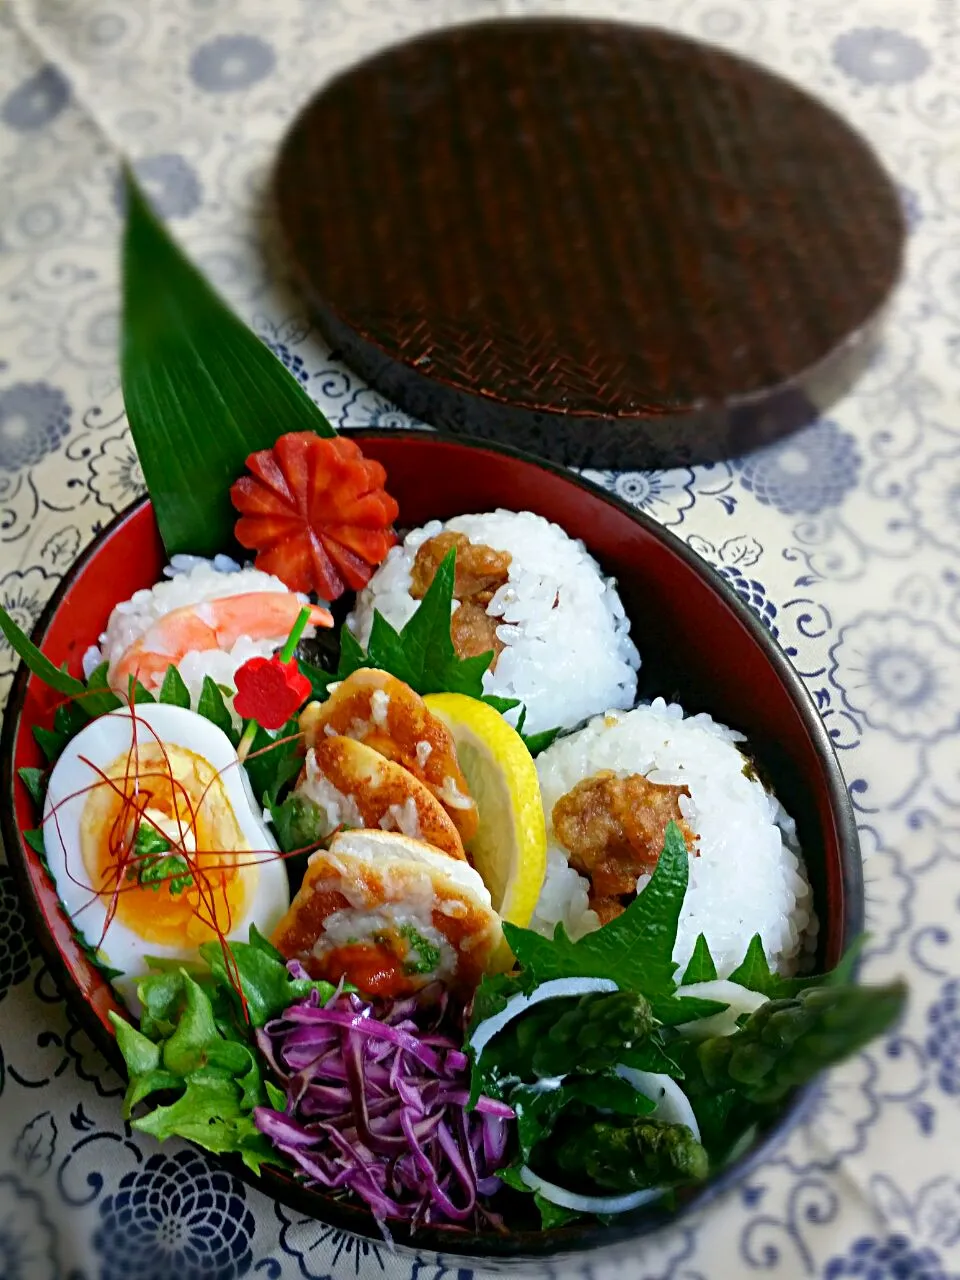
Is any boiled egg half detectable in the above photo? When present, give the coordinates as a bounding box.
[43,703,289,1007]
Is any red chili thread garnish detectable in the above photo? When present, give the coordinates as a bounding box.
[37,688,313,1023]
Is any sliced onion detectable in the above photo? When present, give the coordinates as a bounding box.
[676,980,768,1039]
[527,1075,566,1094]
[614,1067,700,1142]
[519,1165,665,1214]
[466,977,618,1062]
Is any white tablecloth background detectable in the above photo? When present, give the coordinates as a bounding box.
[1,1,959,1276]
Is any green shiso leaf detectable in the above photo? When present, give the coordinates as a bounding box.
[727,935,780,996]
[197,676,238,745]
[17,766,46,808]
[79,662,122,717]
[120,170,335,558]
[502,822,689,996]
[726,932,868,1001]
[24,828,46,856]
[127,676,155,705]
[535,1194,580,1228]
[303,548,496,701]
[520,726,562,756]
[53,700,90,739]
[241,719,302,810]
[85,660,111,689]
[158,664,191,708]
[33,725,67,764]
[483,694,521,714]
[681,934,718,985]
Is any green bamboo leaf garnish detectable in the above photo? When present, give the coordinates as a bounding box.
[0,605,119,717]
[0,605,87,698]
[120,170,335,558]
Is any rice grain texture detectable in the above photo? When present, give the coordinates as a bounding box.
[348,511,640,735]
[92,556,310,718]
[531,699,816,977]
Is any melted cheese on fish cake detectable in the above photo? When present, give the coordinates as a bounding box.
[272,830,502,997]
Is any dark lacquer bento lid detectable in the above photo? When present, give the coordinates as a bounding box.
[274,18,905,469]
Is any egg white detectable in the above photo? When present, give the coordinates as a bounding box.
[42,703,290,1008]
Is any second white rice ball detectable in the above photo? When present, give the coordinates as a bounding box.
[348,509,640,735]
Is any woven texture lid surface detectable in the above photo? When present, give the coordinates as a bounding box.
[276,19,905,466]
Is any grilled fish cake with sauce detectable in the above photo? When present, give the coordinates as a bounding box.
[271,830,502,997]
[295,735,466,861]
[300,669,478,840]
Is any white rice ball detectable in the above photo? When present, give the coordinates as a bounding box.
[531,699,816,977]
[347,510,640,735]
[90,556,310,719]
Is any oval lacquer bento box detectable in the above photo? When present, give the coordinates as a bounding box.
[0,430,862,1260]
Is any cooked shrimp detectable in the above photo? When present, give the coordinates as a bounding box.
[296,735,467,861]
[300,669,479,841]
[109,593,333,693]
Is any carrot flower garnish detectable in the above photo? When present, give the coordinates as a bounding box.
[230,432,399,601]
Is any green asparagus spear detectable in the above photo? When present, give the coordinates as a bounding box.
[552,1114,709,1191]
[531,991,658,1077]
[683,981,906,1106]
[484,991,659,1081]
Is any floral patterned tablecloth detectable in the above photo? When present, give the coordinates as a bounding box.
[1,0,959,1277]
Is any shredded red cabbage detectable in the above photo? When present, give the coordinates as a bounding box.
[253,978,514,1232]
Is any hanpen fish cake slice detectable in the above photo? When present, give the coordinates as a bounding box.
[271,829,502,997]
[294,734,467,861]
[300,668,479,841]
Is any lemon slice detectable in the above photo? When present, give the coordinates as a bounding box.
[423,693,547,936]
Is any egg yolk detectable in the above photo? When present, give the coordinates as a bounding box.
[80,743,255,947]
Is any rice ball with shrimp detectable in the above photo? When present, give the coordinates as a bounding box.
[531,699,816,978]
[88,554,331,714]
[348,511,639,735]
